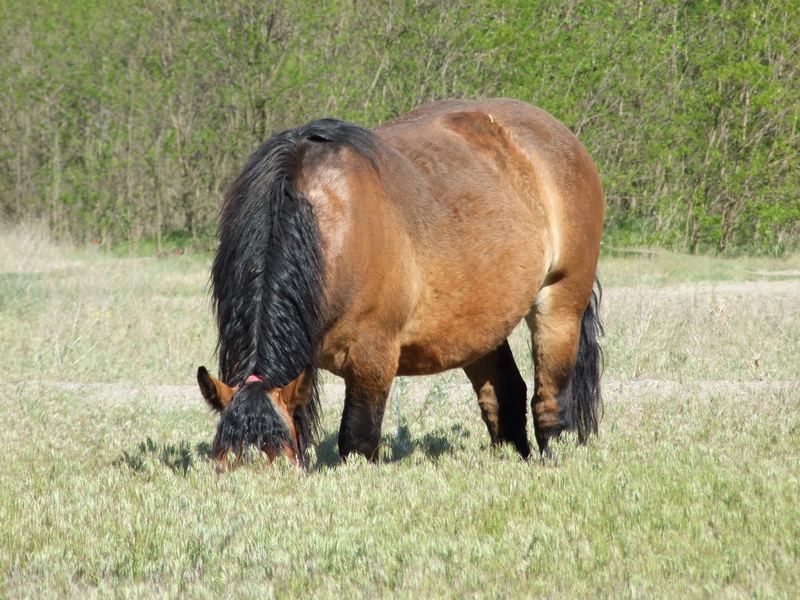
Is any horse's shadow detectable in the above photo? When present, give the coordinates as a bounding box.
[113,437,195,477]
[115,423,468,475]
[312,421,470,469]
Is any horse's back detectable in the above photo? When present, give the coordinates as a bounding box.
[376,98,602,265]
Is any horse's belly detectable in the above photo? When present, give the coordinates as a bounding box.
[395,234,544,375]
[397,338,491,375]
[396,298,532,375]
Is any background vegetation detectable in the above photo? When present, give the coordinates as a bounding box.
[1,0,798,254]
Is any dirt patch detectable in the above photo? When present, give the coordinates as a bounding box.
[10,378,799,412]
[750,270,800,277]
[606,279,800,302]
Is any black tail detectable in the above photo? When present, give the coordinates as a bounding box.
[567,279,604,443]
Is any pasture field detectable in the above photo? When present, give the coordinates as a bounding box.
[2,226,799,597]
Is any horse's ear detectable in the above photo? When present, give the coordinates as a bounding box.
[197,366,235,413]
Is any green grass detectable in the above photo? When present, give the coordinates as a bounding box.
[599,246,800,287]
[2,228,800,597]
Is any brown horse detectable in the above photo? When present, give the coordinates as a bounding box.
[197,98,604,467]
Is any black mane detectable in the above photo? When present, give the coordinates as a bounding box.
[211,118,378,462]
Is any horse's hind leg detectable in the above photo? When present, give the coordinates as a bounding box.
[527,278,600,455]
[463,339,530,458]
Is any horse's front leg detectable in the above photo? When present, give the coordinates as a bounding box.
[338,341,399,461]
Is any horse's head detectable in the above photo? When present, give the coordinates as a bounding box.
[197,366,309,467]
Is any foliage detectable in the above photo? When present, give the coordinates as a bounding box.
[1,0,798,253]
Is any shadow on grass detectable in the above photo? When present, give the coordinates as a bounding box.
[385,422,471,462]
[114,437,195,477]
[116,425,472,475]
[313,431,341,469]
[195,441,213,459]
[312,421,471,470]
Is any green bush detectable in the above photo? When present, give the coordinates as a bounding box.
[1,0,797,254]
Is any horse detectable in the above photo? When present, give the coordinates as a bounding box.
[197,98,604,468]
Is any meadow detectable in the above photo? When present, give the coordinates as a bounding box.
[1,226,799,597]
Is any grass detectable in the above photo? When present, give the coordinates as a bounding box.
[2,226,799,597]
[599,246,800,287]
